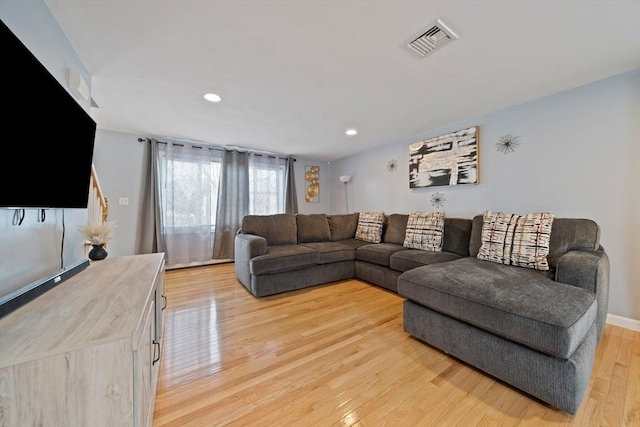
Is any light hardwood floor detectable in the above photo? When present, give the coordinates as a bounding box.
[153,263,639,427]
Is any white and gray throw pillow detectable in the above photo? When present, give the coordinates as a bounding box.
[355,212,385,243]
[477,211,554,270]
[403,211,445,252]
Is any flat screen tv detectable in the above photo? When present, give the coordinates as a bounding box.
[0,20,96,209]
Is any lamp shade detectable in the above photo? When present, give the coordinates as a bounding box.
[339,175,352,183]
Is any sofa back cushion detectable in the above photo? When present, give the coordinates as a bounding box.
[384,214,471,256]
[547,218,601,267]
[470,214,601,268]
[296,214,331,243]
[383,214,408,245]
[327,213,359,241]
[442,218,472,256]
[241,214,297,246]
[548,218,601,253]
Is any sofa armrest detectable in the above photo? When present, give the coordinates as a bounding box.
[234,234,268,288]
[555,247,610,342]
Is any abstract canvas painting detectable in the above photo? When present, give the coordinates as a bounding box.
[408,126,478,188]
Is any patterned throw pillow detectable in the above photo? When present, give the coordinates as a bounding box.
[477,211,554,270]
[355,212,385,243]
[403,211,445,252]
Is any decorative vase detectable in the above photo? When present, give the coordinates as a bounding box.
[88,244,108,261]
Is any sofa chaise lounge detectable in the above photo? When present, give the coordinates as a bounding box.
[233,212,609,414]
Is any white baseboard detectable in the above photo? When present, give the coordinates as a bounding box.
[606,314,640,331]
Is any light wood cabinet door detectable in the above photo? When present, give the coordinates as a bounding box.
[134,299,155,427]
[154,264,166,341]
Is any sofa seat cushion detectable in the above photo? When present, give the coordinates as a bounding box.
[334,238,372,250]
[390,250,463,273]
[250,245,318,275]
[397,257,597,358]
[356,243,409,267]
[299,242,355,264]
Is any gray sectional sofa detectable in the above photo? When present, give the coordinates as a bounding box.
[234,212,610,414]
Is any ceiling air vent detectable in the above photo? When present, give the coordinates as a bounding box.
[404,19,458,58]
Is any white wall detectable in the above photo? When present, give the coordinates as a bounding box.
[91,129,147,257]
[0,0,93,298]
[329,69,640,321]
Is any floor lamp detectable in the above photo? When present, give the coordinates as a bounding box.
[339,175,352,213]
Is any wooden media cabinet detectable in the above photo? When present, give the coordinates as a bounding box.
[0,253,166,427]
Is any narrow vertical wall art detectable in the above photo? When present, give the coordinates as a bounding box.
[305,165,320,203]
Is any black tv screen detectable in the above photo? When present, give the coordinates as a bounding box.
[0,20,96,209]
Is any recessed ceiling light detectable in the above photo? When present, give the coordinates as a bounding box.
[346,129,357,136]
[203,93,222,103]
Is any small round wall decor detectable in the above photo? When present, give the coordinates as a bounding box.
[496,134,521,154]
[430,192,446,208]
[387,159,398,173]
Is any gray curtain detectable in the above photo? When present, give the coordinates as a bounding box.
[135,138,165,255]
[213,150,250,259]
[285,156,298,214]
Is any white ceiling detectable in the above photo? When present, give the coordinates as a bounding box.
[44,0,640,161]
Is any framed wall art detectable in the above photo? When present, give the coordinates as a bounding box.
[304,165,320,203]
[408,126,478,188]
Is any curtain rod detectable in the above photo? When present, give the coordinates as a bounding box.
[137,137,295,161]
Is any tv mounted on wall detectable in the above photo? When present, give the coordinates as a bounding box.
[0,19,96,209]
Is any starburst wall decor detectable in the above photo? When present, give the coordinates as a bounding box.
[496,134,521,154]
[430,192,446,208]
[387,159,398,173]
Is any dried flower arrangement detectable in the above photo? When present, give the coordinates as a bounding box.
[78,221,117,246]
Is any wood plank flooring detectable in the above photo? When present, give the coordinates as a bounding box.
[153,263,640,427]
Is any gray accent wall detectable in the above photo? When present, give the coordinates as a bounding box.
[328,69,640,321]
[0,1,93,298]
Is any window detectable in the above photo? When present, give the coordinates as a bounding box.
[158,145,221,235]
[158,148,287,232]
[156,144,290,266]
[248,155,286,215]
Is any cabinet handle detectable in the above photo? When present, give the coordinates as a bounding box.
[152,340,160,365]
[162,295,167,310]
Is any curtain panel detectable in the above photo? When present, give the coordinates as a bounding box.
[285,156,298,214]
[161,142,220,266]
[213,150,249,259]
[135,138,165,255]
